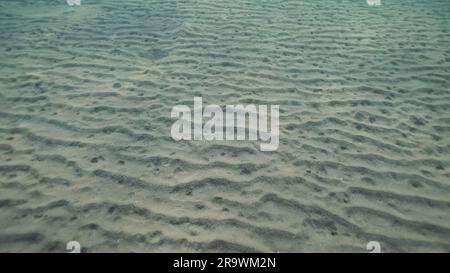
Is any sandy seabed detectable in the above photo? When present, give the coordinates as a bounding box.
[0,0,449,252]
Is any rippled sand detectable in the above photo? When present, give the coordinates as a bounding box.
[0,0,449,252]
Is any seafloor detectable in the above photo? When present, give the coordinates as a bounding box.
[0,0,449,252]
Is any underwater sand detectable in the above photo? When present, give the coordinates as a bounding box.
[0,0,450,252]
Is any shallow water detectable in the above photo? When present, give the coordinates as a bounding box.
[0,0,449,252]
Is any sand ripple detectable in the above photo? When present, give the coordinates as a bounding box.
[0,0,449,252]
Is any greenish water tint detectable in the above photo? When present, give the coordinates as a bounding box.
[0,0,449,252]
